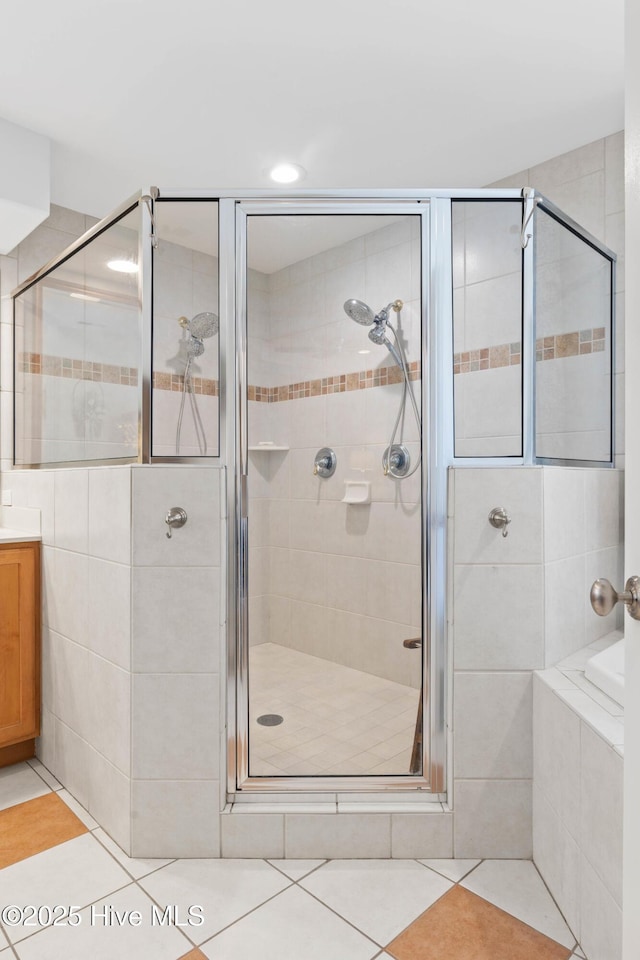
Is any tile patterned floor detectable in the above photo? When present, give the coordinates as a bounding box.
[0,760,587,959]
[249,643,420,776]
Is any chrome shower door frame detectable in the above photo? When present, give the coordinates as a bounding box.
[229,196,447,796]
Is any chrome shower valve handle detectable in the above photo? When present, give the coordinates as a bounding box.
[313,448,337,478]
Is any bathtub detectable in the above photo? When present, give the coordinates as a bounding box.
[585,638,625,707]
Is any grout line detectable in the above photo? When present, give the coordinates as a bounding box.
[25,758,63,792]
[531,859,579,951]
[3,874,137,948]
[132,877,199,951]
[91,828,177,884]
[187,877,296,949]
[292,881,385,950]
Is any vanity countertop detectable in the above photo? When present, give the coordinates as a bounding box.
[0,529,41,543]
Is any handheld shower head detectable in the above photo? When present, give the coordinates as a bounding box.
[189,311,219,339]
[344,299,375,325]
[368,323,403,367]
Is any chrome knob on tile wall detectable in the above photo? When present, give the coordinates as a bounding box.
[488,507,511,538]
[165,506,188,539]
[590,577,640,620]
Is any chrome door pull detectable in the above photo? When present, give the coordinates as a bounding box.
[590,576,640,621]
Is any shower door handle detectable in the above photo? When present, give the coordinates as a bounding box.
[590,577,640,620]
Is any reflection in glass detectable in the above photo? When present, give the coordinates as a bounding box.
[535,208,612,462]
[14,208,141,465]
[244,213,423,778]
[151,200,220,458]
[452,200,523,457]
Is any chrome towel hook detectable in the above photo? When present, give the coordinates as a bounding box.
[488,507,511,538]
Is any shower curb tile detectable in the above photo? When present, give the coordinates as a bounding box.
[221,813,285,859]
[232,803,335,814]
[391,813,453,859]
[338,802,440,814]
[285,813,391,859]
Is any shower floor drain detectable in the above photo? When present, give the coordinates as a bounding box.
[257,714,284,726]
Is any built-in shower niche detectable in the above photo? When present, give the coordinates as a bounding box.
[245,213,424,780]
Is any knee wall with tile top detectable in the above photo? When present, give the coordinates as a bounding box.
[450,465,623,860]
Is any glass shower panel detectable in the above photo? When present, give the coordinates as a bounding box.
[451,200,523,457]
[14,207,141,465]
[535,207,613,462]
[244,212,423,779]
[151,200,220,457]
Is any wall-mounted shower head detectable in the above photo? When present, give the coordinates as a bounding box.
[344,299,375,325]
[178,311,219,358]
[345,297,404,366]
[177,312,219,339]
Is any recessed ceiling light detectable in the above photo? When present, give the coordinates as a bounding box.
[70,292,101,302]
[358,349,371,355]
[107,258,139,274]
[269,163,306,184]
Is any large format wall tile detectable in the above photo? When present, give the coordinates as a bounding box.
[453,564,544,670]
[454,673,532,779]
[453,779,532,859]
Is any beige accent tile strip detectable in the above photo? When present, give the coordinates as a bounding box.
[152,372,219,396]
[248,360,421,403]
[18,353,220,396]
[19,352,139,386]
[453,327,606,375]
[536,326,606,361]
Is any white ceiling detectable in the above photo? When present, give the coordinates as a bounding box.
[0,0,624,221]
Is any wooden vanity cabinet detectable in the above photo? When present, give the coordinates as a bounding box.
[0,541,40,767]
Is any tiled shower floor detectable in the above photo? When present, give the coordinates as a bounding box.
[249,643,420,777]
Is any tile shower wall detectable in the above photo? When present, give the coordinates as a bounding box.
[452,201,523,457]
[1,215,225,859]
[247,218,422,688]
[450,464,623,859]
[151,238,219,457]
[490,131,625,465]
[128,465,223,858]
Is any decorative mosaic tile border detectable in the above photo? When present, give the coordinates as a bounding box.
[248,361,421,403]
[454,343,520,375]
[152,372,219,396]
[19,353,139,386]
[18,354,219,396]
[535,327,606,361]
[453,327,606,375]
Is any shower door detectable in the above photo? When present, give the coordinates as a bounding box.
[234,200,432,790]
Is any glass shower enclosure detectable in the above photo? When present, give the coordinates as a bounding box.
[12,187,615,799]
